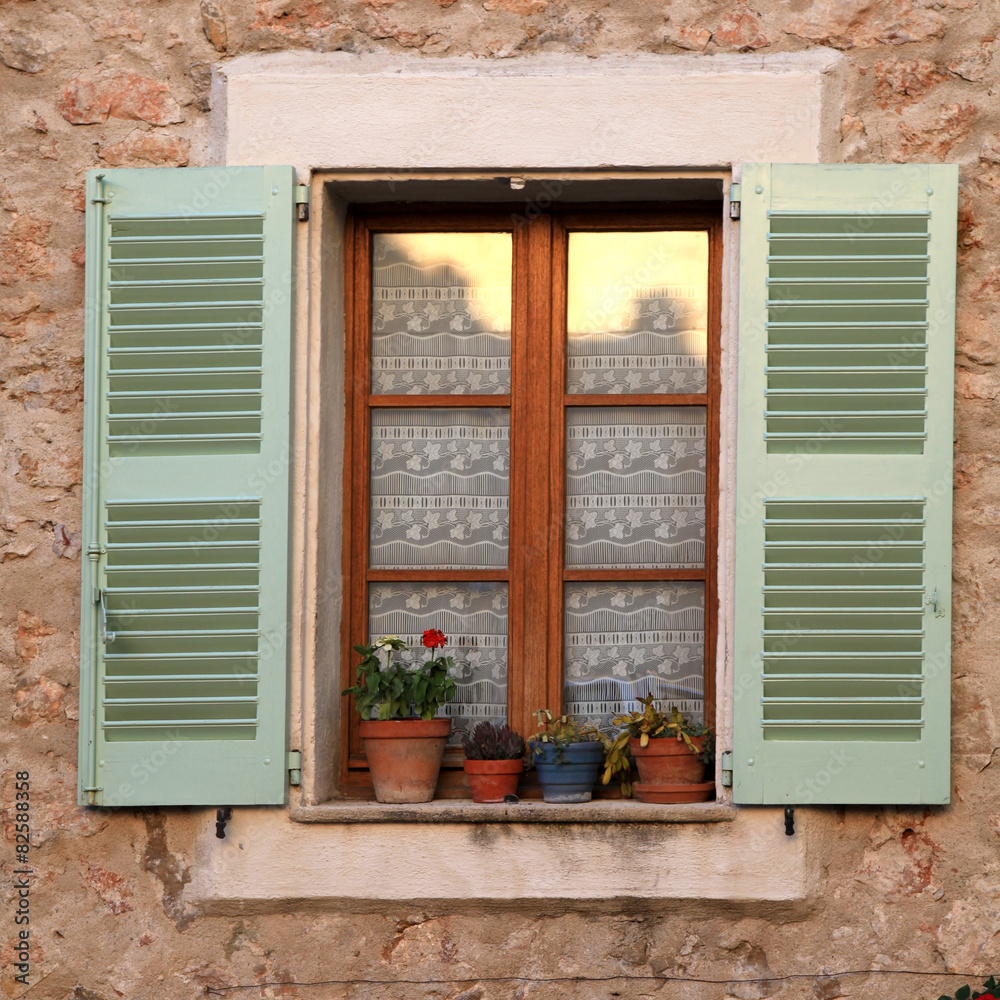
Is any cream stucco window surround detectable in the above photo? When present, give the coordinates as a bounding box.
[188,51,843,907]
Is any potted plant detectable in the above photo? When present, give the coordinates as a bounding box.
[937,975,1000,1000]
[602,696,714,803]
[342,630,456,803]
[528,710,606,803]
[462,721,526,803]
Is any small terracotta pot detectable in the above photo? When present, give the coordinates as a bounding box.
[633,780,715,804]
[360,718,451,803]
[463,758,524,803]
[630,735,706,785]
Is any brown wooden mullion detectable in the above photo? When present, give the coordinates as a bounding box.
[506,221,529,736]
[547,219,568,717]
[518,214,554,737]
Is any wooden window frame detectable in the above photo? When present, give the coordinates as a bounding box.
[341,203,722,797]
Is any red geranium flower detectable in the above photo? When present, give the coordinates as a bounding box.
[422,629,447,649]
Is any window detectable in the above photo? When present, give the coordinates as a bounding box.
[78,163,957,812]
[340,205,721,796]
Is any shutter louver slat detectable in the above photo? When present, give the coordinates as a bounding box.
[79,166,295,807]
[106,212,265,457]
[765,210,929,455]
[103,499,262,743]
[761,498,925,742]
[733,164,956,806]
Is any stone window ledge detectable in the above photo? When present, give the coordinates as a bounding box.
[290,799,735,824]
[192,801,809,906]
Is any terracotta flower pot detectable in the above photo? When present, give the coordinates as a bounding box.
[630,735,706,785]
[463,758,524,803]
[633,780,715,804]
[360,718,451,803]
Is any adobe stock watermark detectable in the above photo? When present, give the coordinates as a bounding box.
[793,749,856,804]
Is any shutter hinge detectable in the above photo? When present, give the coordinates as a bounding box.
[294,185,309,222]
[728,183,741,220]
[926,586,946,618]
[88,545,106,605]
[287,750,302,785]
[721,751,733,787]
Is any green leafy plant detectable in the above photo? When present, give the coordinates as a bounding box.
[463,721,526,761]
[602,696,714,796]
[342,632,456,721]
[528,709,606,765]
[938,977,1000,1000]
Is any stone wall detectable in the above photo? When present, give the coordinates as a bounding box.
[1,1,999,998]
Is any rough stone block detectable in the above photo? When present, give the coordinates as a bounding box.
[713,7,769,51]
[0,30,60,73]
[97,129,190,166]
[785,0,947,49]
[90,14,147,42]
[201,0,228,51]
[57,71,185,126]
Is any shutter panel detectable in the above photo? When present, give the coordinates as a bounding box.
[78,166,296,806]
[733,164,957,805]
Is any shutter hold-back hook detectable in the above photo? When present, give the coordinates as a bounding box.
[216,808,232,839]
[784,806,795,836]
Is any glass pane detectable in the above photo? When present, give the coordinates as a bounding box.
[566,231,708,394]
[565,406,706,569]
[369,582,509,745]
[372,233,512,395]
[564,582,705,729]
[370,408,510,569]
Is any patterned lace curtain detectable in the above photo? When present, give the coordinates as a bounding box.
[565,406,706,569]
[566,231,707,395]
[371,233,511,395]
[370,408,510,570]
[562,232,709,732]
[369,583,509,745]
[564,582,705,729]
[368,232,513,744]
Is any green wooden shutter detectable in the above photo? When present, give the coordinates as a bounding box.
[78,166,296,806]
[733,163,957,805]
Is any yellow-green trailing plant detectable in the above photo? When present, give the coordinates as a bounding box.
[602,696,714,796]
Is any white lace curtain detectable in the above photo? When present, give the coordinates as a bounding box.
[565,406,707,569]
[369,583,509,745]
[370,408,510,570]
[365,231,709,741]
[371,233,512,395]
[566,231,708,395]
[564,582,705,728]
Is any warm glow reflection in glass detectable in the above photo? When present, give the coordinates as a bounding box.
[567,231,708,335]
[566,231,709,395]
[374,232,512,335]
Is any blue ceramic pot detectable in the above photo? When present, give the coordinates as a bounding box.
[530,740,604,803]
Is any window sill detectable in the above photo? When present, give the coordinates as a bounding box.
[193,797,811,907]
[290,798,734,824]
